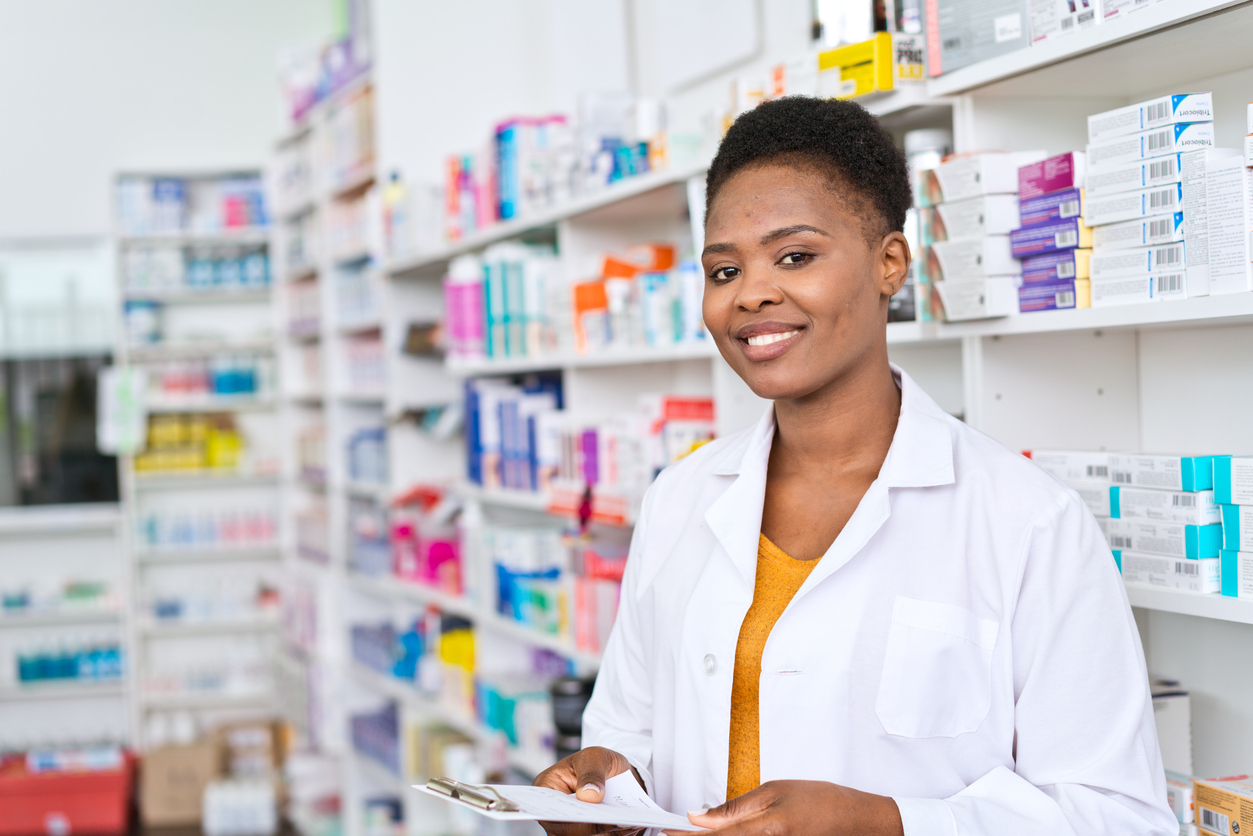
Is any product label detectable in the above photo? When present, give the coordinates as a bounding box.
[1205,157,1253,295]
[994,12,1023,41]
[1092,213,1185,249]
[1229,458,1253,505]
[1120,553,1219,593]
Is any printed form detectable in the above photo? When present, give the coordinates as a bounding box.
[417,771,707,831]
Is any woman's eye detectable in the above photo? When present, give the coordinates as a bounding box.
[710,265,740,282]
[780,252,812,266]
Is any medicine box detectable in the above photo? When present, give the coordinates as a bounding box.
[1100,0,1159,23]
[1087,123,1215,172]
[817,33,894,99]
[1090,275,1151,307]
[932,277,1019,321]
[927,236,1020,279]
[1090,243,1186,281]
[1010,218,1093,258]
[1115,551,1220,593]
[1214,456,1253,504]
[1018,278,1089,312]
[1026,449,1112,482]
[1092,213,1184,249]
[932,151,1048,203]
[1109,454,1216,492]
[1165,770,1195,824]
[1022,248,1091,282]
[1088,94,1215,143]
[1085,153,1184,198]
[1204,154,1253,297]
[1019,188,1085,228]
[1220,549,1253,597]
[926,0,1032,77]
[1085,182,1182,227]
[1194,776,1253,835]
[1110,486,1221,525]
[1104,518,1222,559]
[1018,151,1087,199]
[933,194,1021,239]
[1221,504,1253,551]
[1029,0,1099,44]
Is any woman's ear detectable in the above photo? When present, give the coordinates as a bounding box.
[878,231,911,298]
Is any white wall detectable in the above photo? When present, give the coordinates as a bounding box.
[0,0,332,239]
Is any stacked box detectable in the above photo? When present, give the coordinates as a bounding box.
[921,150,1046,321]
[1083,94,1215,305]
[1212,456,1253,597]
[1009,152,1093,312]
[1024,449,1113,519]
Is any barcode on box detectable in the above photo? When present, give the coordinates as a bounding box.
[1157,273,1184,294]
[1110,535,1131,548]
[1149,158,1176,179]
[1175,561,1199,576]
[1147,101,1170,122]
[1061,15,1074,28]
[1149,218,1171,238]
[1055,230,1078,248]
[1058,261,1076,278]
[1055,291,1075,308]
[1059,200,1081,218]
[1147,129,1172,152]
[1087,465,1109,478]
[1113,471,1133,484]
[1149,188,1177,210]
[1172,494,1197,507]
[1200,807,1228,834]
[1155,245,1183,266]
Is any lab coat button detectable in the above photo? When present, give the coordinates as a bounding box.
[703,654,717,675]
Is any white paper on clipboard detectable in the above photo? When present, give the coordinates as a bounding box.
[415,771,706,831]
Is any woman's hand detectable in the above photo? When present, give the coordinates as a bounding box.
[532,746,648,836]
[672,780,903,836]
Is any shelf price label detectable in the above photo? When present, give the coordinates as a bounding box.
[97,366,148,454]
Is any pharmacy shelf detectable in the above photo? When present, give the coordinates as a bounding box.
[137,616,281,638]
[116,227,271,246]
[337,318,382,335]
[932,293,1253,340]
[345,572,603,669]
[929,0,1253,97]
[135,546,281,565]
[132,472,280,491]
[458,483,551,513]
[0,681,126,701]
[328,167,376,201]
[128,339,275,360]
[140,691,275,710]
[123,288,272,305]
[386,159,710,279]
[279,199,317,222]
[1126,586,1253,626]
[446,340,719,377]
[285,263,318,282]
[146,396,277,413]
[0,503,119,536]
[337,391,386,405]
[0,609,121,628]
[349,663,554,778]
[331,249,372,267]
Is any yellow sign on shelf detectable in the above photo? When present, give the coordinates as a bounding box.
[817,32,926,100]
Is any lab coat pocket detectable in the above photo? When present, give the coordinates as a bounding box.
[875,596,999,739]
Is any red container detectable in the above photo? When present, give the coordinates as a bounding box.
[0,753,134,836]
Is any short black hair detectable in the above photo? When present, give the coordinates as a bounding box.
[705,97,912,239]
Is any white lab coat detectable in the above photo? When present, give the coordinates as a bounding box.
[582,366,1177,836]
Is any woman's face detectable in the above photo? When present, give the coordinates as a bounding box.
[700,163,909,402]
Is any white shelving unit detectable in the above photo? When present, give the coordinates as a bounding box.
[255,3,1253,831]
[112,170,283,749]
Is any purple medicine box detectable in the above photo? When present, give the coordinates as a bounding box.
[1019,279,1080,313]
[1010,217,1092,259]
[1018,152,1087,200]
[1019,188,1085,228]
[1021,248,1088,283]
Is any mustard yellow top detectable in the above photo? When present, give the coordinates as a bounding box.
[726,534,818,800]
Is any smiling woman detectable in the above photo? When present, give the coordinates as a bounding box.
[532,97,1179,836]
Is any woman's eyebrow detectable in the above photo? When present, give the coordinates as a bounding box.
[759,224,832,245]
[701,241,737,257]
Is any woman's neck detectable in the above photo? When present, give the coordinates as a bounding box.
[770,356,902,479]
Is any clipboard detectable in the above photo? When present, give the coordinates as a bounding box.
[417,772,707,830]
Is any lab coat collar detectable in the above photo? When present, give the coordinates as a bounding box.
[708,363,955,489]
[704,364,955,587]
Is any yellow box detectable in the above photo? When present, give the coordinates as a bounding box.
[1195,777,1253,835]
[818,33,893,99]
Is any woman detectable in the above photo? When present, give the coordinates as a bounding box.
[534,97,1177,836]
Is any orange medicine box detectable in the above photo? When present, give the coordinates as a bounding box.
[0,752,135,836]
[1194,776,1253,835]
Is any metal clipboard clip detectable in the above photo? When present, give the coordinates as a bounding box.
[426,778,522,812]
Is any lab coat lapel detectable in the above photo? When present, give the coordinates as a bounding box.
[703,408,775,587]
